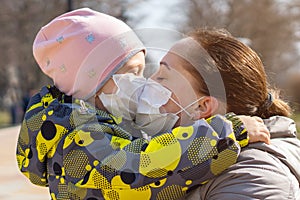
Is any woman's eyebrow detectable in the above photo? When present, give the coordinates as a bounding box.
[160,61,171,70]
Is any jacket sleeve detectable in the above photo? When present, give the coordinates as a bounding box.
[66,112,245,198]
[16,87,72,187]
[224,112,249,147]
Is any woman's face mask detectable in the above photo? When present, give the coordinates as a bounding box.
[99,73,204,136]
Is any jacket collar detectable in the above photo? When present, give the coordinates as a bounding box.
[264,116,297,139]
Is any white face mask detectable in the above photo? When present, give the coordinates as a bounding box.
[99,73,205,136]
[135,81,206,136]
[98,74,145,120]
[132,78,180,136]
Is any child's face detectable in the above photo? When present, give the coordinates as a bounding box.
[95,51,145,109]
[99,51,145,94]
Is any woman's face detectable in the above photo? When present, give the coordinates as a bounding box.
[151,49,205,126]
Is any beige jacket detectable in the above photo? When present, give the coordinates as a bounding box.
[183,116,300,200]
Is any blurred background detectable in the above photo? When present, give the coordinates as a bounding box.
[0,0,300,130]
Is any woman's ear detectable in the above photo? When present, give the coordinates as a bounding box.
[193,96,219,120]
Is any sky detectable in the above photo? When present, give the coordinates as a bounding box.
[125,0,187,74]
[125,0,300,74]
[127,0,186,29]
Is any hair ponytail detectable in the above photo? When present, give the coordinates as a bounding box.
[260,89,292,118]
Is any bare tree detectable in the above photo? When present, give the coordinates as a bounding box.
[0,0,142,109]
[183,0,300,84]
[0,0,67,108]
[2,0,299,111]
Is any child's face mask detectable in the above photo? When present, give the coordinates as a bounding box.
[98,74,144,120]
[99,73,204,136]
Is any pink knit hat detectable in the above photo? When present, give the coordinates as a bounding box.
[33,8,145,100]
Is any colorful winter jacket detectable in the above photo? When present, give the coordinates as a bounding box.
[16,85,248,200]
[183,116,300,200]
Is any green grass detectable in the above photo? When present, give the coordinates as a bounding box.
[291,113,300,138]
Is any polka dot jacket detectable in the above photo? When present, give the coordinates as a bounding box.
[16,85,248,200]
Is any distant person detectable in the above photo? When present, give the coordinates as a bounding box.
[5,86,19,125]
[21,90,31,117]
[16,8,269,200]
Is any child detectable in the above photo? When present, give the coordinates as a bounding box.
[17,8,266,200]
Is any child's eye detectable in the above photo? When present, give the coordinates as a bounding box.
[130,71,138,75]
[126,70,138,75]
[125,65,144,76]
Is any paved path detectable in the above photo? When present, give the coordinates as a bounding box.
[0,126,49,200]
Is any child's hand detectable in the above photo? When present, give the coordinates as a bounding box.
[238,115,270,145]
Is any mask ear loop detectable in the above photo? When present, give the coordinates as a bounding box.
[147,78,205,119]
[172,96,206,119]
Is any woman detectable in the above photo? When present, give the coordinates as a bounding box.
[150,28,300,199]
[16,9,269,200]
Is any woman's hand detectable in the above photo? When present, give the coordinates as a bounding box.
[238,115,271,145]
